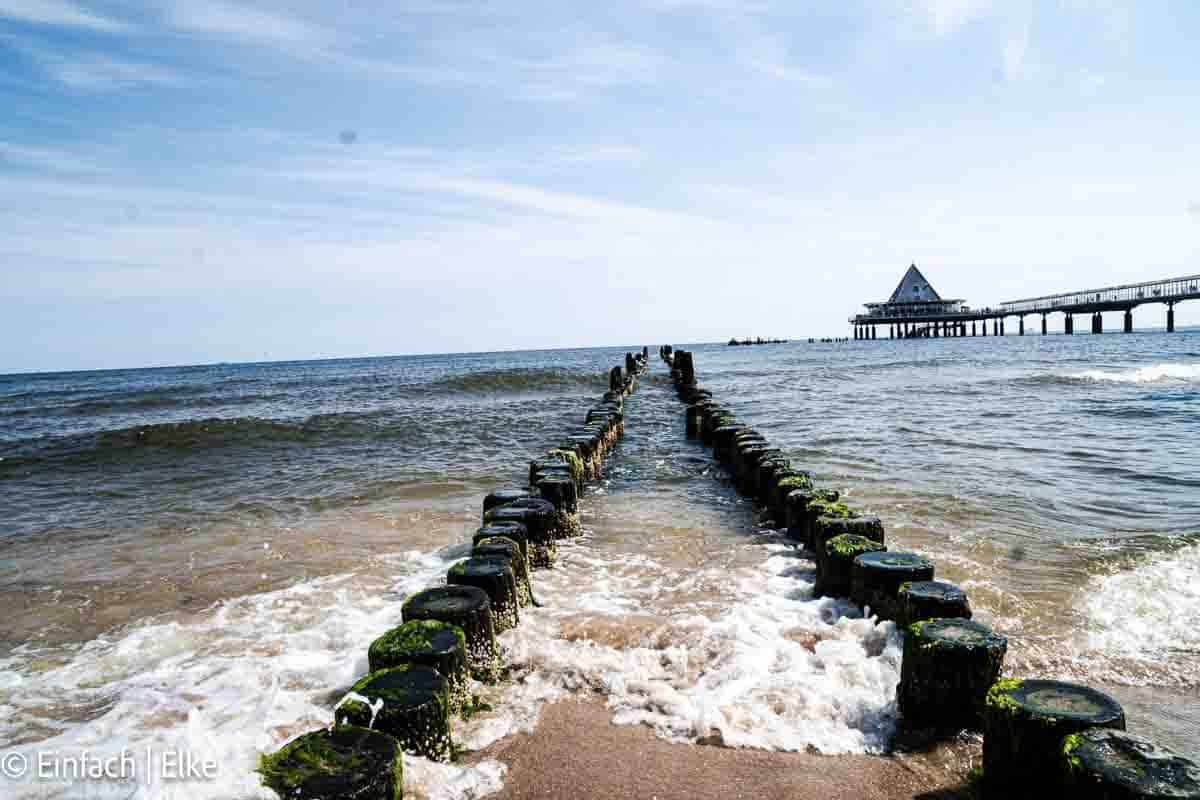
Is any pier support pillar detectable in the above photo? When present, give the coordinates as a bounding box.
[1094,312,1103,334]
[871,326,877,340]
[1000,319,1006,336]
[1019,316,1025,336]
[1123,309,1133,333]
[1168,303,1175,333]
[890,325,894,339]
[1066,314,1073,335]
[1042,314,1047,335]
[972,321,977,336]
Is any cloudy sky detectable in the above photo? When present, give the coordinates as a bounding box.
[2,0,1198,371]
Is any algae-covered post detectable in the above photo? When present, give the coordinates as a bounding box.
[482,488,532,517]
[816,533,886,598]
[258,726,403,800]
[474,535,534,607]
[447,556,520,633]
[897,618,1007,731]
[402,585,501,681]
[811,514,882,566]
[983,678,1125,796]
[368,619,471,713]
[334,664,454,762]
[475,522,530,567]
[484,498,558,567]
[850,551,934,621]
[1061,728,1200,798]
[896,580,971,627]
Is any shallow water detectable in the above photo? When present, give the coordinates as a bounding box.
[1,334,1197,797]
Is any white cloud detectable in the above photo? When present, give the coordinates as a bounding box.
[166,1,333,50]
[11,40,191,90]
[910,0,992,36]
[0,0,130,32]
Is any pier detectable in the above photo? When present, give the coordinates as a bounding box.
[850,266,1200,339]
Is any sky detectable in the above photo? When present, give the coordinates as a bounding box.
[2,0,1199,372]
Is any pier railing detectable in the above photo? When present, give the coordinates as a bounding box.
[1000,274,1200,315]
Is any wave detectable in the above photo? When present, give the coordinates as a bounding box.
[0,410,431,471]
[1076,543,1200,683]
[1011,362,1200,388]
[426,367,604,394]
[1072,363,1200,384]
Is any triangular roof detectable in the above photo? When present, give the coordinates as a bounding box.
[888,264,942,303]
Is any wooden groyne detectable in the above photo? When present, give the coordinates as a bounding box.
[662,345,1200,799]
[257,350,650,799]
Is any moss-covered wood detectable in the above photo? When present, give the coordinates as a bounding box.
[1061,728,1200,799]
[481,488,531,519]
[534,475,579,537]
[793,489,842,546]
[474,522,529,567]
[474,535,533,607]
[770,471,813,520]
[815,534,886,598]
[850,551,934,621]
[402,585,500,682]
[367,620,470,713]
[897,618,1007,731]
[896,580,972,628]
[756,456,791,503]
[812,513,878,564]
[983,678,1126,795]
[258,725,402,800]
[447,557,520,633]
[484,499,558,567]
[334,665,452,762]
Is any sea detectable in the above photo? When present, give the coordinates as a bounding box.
[1,334,1198,798]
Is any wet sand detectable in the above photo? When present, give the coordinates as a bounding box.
[476,699,972,800]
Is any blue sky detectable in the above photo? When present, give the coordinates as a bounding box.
[2,0,1199,371]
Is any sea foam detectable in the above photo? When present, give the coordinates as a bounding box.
[1072,363,1200,384]
[1078,544,1200,678]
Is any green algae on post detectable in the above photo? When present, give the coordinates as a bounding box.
[897,618,1007,731]
[335,664,453,762]
[1061,728,1200,799]
[258,725,403,800]
[983,678,1125,796]
[474,522,530,567]
[402,585,501,682]
[815,533,886,598]
[811,514,882,565]
[368,620,470,714]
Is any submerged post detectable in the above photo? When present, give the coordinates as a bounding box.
[1041,313,1047,335]
[1018,316,1025,336]
[1168,302,1176,333]
[1124,308,1133,333]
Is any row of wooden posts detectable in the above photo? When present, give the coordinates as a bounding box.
[257,349,651,800]
[661,344,1199,800]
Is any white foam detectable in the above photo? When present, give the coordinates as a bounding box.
[0,531,905,799]
[496,540,902,755]
[0,555,505,800]
[1072,363,1200,384]
[1078,544,1200,672]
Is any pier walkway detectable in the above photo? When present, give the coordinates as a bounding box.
[850,268,1199,339]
